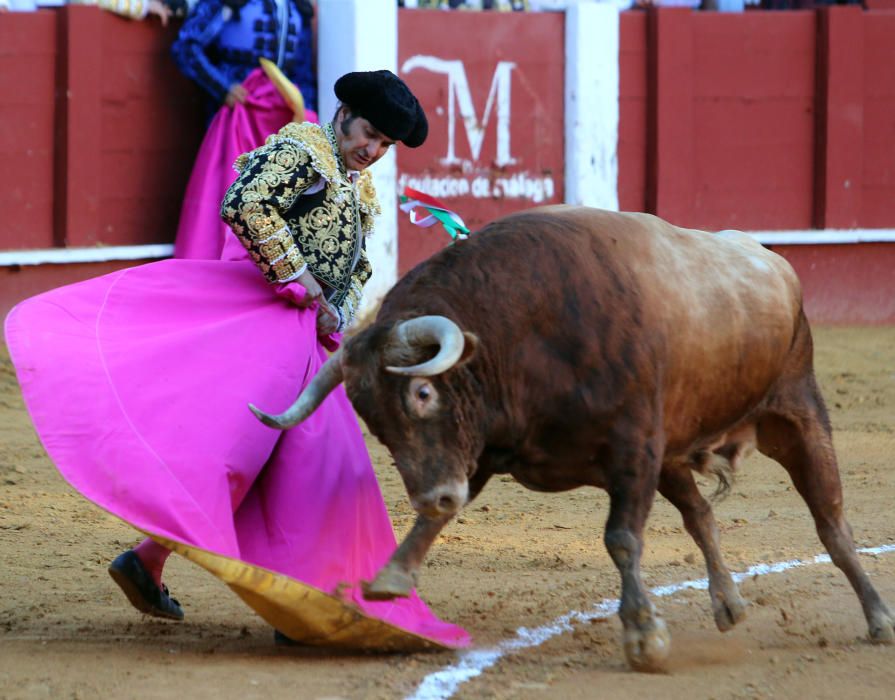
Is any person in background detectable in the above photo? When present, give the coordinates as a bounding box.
[170,0,319,261]
[398,0,528,8]
[172,0,316,120]
[0,0,37,9]
[702,0,747,12]
[526,0,634,10]
[0,0,174,20]
[159,0,193,17]
[74,0,174,22]
[633,0,699,7]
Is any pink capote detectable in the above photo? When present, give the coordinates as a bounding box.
[4,233,470,649]
[174,68,319,261]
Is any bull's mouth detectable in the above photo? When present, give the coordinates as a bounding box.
[410,479,469,518]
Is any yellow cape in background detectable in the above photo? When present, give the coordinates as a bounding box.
[260,57,307,123]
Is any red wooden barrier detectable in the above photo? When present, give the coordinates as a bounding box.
[1,7,203,253]
[861,10,895,228]
[0,7,893,323]
[646,9,818,230]
[774,243,895,325]
[55,7,104,248]
[618,11,648,213]
[637,6,895,233]
[0,10,57,251]
[814,6,863,229]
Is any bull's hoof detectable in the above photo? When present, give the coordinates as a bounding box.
[361,564,416,601]
[623,617,671,673]
[713,592,748,632]
[868,609,895,644]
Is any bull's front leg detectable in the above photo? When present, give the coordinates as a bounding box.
[362,513,453,601]
[604,442,670,672]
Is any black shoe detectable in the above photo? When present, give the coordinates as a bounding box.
[273,629,301,647]
[108,550,184,621]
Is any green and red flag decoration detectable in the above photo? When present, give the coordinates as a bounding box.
[399,186,471,241]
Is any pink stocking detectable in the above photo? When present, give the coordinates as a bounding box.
[133,538,172,587]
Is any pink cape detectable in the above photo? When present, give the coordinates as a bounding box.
[174,68,319,261]
[4,254,469,649]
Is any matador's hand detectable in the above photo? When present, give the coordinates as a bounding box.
[147,0,172,25]
[316,302,340,336]
[224,83,248,108]
[294,269,324,308]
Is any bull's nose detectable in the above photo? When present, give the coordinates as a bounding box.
[412,482,469,518]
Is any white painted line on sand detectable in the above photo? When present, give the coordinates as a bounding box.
[407,544,895,700]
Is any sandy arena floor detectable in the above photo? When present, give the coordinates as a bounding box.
[1,326,894,700]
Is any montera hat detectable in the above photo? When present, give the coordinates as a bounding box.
[334,70,428,148]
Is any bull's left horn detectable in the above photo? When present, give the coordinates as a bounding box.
[249,348,344,429]
[386,315,465,377]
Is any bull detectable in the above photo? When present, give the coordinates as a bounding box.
[251,207,894,671]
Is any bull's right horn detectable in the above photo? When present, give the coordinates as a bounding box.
[249,348,344,430]
[386,315,466,377]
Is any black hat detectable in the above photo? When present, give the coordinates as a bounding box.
[334,70,428,148]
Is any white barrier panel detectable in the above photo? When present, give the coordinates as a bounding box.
[318,0,399,315]
[564,3,620,211]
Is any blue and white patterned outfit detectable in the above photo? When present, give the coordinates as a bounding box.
[172,0,317,117]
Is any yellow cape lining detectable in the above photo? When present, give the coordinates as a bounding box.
[150,535,447,651]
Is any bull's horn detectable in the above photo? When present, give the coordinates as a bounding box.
[249,348,344,429]
[386,315,465,377]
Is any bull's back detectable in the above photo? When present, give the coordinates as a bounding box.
[532,208,803,448]
[389,206,803,448]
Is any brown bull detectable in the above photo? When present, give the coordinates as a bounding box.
[251,207,894,671]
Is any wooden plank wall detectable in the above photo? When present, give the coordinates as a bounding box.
[3,7,893,251]
[0,7,892,322]
[0,6,204,252]
[622,6,895,233]
[861,10,895,228]
[0,10,57,251]
[618,11,648,214]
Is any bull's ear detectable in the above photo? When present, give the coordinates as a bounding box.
[457,332,479,367]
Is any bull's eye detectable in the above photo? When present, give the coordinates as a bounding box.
[408,378,439,417]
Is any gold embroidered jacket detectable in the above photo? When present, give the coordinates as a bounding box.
[220,121,381,329]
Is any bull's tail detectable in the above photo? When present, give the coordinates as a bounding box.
[689,423,757,501]
[690,450,735,501]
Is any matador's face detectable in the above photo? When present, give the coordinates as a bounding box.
[336,110,395,172]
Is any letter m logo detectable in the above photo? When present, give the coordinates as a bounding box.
[402,57,517,168]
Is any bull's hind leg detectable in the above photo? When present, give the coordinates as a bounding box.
[757,373,895,643]
[658,466,747,631]
[604,438,671,672]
